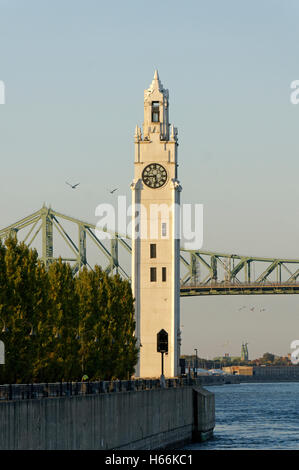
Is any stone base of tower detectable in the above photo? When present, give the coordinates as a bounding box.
[136,343,178,379]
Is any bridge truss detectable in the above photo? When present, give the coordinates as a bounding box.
[1,206,299,296]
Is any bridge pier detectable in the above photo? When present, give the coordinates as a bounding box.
[41,208,53,267]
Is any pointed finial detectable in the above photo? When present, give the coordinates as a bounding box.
[134,124,142,141]
[170,125,175,140]
[170,125,178,141]
[148,69,163,92]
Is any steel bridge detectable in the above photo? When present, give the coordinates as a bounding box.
[1,205,299,296]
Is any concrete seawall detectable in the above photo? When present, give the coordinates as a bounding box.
[0,385,214,450]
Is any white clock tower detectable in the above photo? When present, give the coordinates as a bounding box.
[131,71,181,378]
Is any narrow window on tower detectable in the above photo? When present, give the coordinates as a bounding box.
[162,267,167,282]
[150,243,156,259]
[152,101,160,122]
[150,267,157,282]
[161,222,167,238]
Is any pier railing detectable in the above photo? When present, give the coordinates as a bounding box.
[0,376,224,401]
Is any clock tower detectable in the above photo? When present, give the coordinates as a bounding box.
[131,71,181,378]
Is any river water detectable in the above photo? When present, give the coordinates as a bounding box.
[184,382,299,450]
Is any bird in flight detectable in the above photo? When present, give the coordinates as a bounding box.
[66,181,80,189]
[108,188,118,194]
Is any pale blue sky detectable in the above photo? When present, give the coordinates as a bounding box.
[1,0,299,358]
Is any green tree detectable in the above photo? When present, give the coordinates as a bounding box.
[0,239,7,326]
[76,266,105,379]
[105,273,138,379]
[261,352,275,364]
[0,237,46,383]
[0,238,138,384]
[0,240,7,383]
[42,259,81,382]
[76,266,138,380]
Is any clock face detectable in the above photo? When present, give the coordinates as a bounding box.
[142,163,167,189]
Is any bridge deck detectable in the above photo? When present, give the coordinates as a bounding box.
[180,283,299,296]
[3,206,299,295]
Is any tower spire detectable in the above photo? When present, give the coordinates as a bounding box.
[143,70,170,141]
[148,69,163,92]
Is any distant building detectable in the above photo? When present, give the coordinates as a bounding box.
[222,366,253,376]
[213,356,229,362]
[213,355,240,362]
[241,342,249,361]
[253,365,299,378]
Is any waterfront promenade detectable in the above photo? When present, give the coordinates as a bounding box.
[0,378,215,450]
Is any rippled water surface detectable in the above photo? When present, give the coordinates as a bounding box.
[184,382,299,449]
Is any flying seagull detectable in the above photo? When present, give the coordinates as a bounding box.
[108,188,118,194]
[66,181,80,189]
